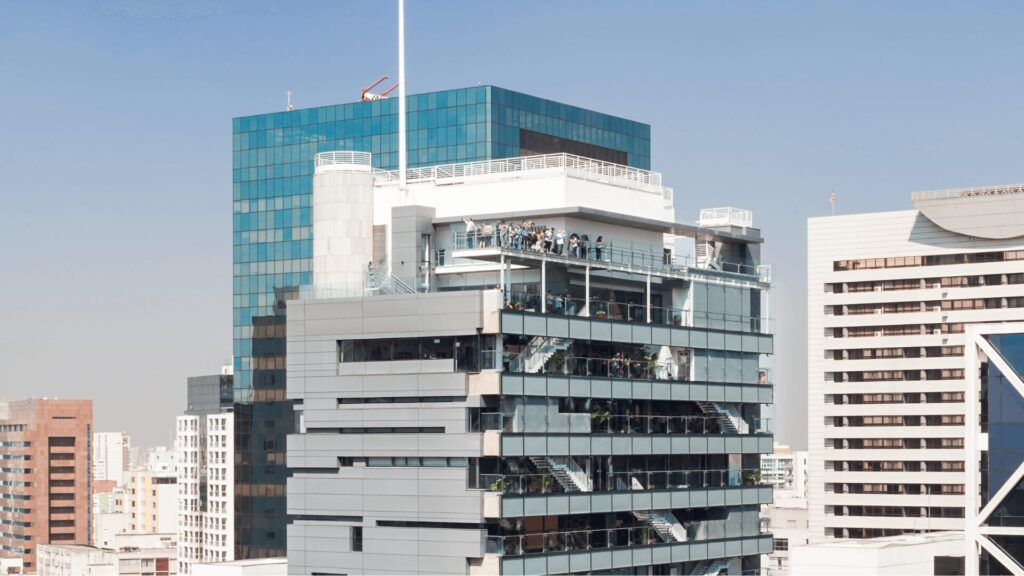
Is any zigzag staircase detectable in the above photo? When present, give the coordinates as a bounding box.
[631,509,687,543]
[695,402,748,434]
[528,456,591,492]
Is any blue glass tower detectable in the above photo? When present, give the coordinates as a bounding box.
[230,85,651,557]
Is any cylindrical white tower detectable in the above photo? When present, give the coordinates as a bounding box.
[312,151,375,297]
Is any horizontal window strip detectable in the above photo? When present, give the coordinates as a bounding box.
[306,427,445,434]
[338,396,465,405]
[377,520,486,530]
[289,514,362,523]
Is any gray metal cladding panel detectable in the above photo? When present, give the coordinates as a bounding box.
[724,332,742,351]
[631,325,652,344]
[612,380,632,398]
[758,386,773,404]
[568,318,591,339]
[502,313,524,334]
[725,385,742,403]
[548,377,569,396]
[671,543,689,563]
[503,375,525,395]
[569,379,591,397]
[612,548,633,568]
[652,327,671,345]
[670,490,690,508]
[523,315,547,335]
[689,541,709,561]
[707,384,725,402]
[591,549,613,571]
[523,376,546,396]
[652,544,672,565]
[689,330,707,349]
[632,491,652,511]
[706,331,725,350]
[632,380,652,400]
[652,382,671,400]
[725,538,742,558]
[501,557,525,576]
[591,379,612,398]
[547,317,569,338]
[758,535,773,554]
[591,322,612,341]
[569,552,591,574]
[652,491,671,509]
[690,490,707,507]
[759,335,774,354]
[569,493,590,514]
[725,489,742,506]
[547,435,569,455]
[759,486,774,504]
[707,540,726,562]
[707,489,725,507]
[631,547,652,568]
[523,556,547,576]
[612,323,632,342]
[546,554,570,575]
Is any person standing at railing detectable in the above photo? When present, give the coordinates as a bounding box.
[594,236,605,261]
[479,222,494,248]
[554,229,565,255]
[568,233,580,257]
[463,216,476,249]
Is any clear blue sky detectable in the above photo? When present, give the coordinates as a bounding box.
[2,0,1022,449]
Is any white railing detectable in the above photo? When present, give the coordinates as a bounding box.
[314,151,372,168]
[698,207,753,228]
[911,183,1024,201]
[374,152,669,194]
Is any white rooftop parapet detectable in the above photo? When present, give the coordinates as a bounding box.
[314,151,373,173]
[698,207,753,229]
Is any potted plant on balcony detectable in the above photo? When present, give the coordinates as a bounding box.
[743,470,762,486]
[643,354,659,380]
[591,404,610,432]
[489,476,511,493]
[542,474,556,493]
[548,351,567,374]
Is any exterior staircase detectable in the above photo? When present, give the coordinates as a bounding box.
[631,509,687,543]
[688,558,731,575]
[522,337,569,374]
[695,402,749,434]
[528,456,591,492]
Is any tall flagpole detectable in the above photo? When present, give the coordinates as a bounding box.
[398,0,407,193]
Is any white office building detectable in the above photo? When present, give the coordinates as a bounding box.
[176,372,235,573]
[286,152,775,574]
[807,184,1024,541]
[93,431,131,486]
[761,444,807,496]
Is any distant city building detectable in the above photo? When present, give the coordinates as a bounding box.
[0,557,23,575]
[285,151,774,573]
[190,557,286,576]
[762,492,809,576]
[127,452,178,535]
[177,370,235,573]
[762,444,807,495]
[789,531,964,575]
[0,399,93,572]
[92,486,128,548]
[144,447,176,475]
[232,86,654,558]
[36,532,178,576]
[93,432,130,486]
[807,184,1024,541]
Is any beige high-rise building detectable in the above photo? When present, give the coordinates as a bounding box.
[807,184,1024,541]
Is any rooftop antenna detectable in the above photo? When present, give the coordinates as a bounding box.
[286,90,294,111]
[398,0,407,193]
[361,75,399,101]
[829,191,837,216]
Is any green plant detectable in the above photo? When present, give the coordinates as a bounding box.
[744,470,762,486]
[542,475,556,492]
[489,476,511,492]
[548,351,567,373]
[591,404,610,428]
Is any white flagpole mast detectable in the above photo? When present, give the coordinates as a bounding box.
[398,0,407,193]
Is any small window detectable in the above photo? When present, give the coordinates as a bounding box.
[351,526,363,552]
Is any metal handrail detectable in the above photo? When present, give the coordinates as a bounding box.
[450,231,770,284]
[314,151,372,167]
[475,412,772,435]
[478,467,766,496]
[374,152,669,195]
[911,183,1024,201]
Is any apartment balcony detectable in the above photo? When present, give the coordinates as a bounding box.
[449,231,771,292]
[490,532,771,575]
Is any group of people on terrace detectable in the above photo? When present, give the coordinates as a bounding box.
[463,217,605,260]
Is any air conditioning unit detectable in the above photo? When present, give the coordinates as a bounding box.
[933,283,941,289]
[933,329,942,335]
[933,306,942,312]
[874,309,883,314]
[874,286,883,292]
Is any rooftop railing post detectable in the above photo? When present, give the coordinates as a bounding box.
[584,264,591,318]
